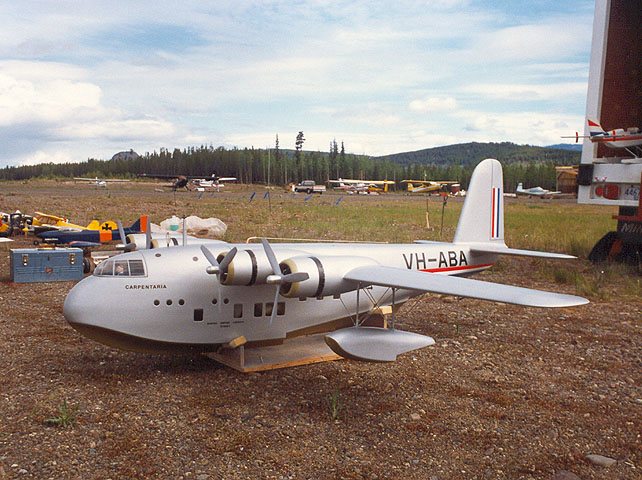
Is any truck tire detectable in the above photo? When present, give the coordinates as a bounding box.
[588,231,641,266]
[307,188,312,194]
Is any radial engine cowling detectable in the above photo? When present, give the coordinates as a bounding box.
[278,255,379,298]
[219,248,306,286]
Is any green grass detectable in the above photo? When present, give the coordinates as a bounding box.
[44,399,79,427]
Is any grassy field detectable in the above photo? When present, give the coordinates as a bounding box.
[0,180,618,254]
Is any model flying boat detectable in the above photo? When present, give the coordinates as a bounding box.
[63,159,588,364]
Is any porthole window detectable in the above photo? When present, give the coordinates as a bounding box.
[178,299,185,305]
[166,299,173,306]
[233,304,243,318]
[154,299,160,306]
[212,298,217,305]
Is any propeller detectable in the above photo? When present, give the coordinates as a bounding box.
[200,245,237,314]
[117,220,136,252]
[261,238,309,324]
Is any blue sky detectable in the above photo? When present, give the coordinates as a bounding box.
[0,1,595,167]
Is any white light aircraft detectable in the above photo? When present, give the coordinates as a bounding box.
[63,159,588,363]
[515,183,561,198]
[73,177,131,187]
[564,119,642,156]
[327,179,395,193]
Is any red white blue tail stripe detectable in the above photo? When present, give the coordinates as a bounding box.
[588,119,606,138]
[491,187,501,239]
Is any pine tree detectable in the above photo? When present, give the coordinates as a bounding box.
[295,131,305,181]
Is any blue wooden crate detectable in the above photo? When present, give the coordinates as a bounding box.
[10,248,84,283]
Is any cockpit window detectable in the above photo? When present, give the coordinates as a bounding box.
[94,258,146,277]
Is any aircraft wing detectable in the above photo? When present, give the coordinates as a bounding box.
[344,265,588,308]
[34,212,65,221]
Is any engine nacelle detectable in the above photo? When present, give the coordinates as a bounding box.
[279,255,379,298]
[219,247,306,286]
[127,233,184,250]
[128,233,225,250]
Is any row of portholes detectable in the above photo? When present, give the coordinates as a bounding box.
[153,298,230,306]
[153,298,186,306]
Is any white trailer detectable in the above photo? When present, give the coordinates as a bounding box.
[578,0,642,263]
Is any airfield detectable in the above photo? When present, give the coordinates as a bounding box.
[1,180,641,479]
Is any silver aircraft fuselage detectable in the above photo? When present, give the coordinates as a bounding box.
[63,242,495,352]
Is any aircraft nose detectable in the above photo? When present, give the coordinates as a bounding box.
[63,278,93,326]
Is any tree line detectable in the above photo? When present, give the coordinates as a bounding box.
[0,139,575,191]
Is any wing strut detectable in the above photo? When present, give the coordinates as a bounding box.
[390,288,396,329]
[355,282,361,326]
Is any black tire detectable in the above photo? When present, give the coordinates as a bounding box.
[307,188,312,194]
[82,257,92,274]
[588,231,642,265]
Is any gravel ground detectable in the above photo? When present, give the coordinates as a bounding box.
[1,185,641,479]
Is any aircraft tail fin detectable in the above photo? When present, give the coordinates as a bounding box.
[453,159,505,246]
[453,159,577,259]
[86,220,100,230]
[588,119,606,137]
[129,215,149,233]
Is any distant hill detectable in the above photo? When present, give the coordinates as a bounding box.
[545,143,583,152]
[373,142,580,166]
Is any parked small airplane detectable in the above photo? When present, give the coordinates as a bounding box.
[29,212,116,235]
[63,159,587,363]
[515,183,561,198]
[401,180,460,194]
[327,179,395,194]
[137,173,237,192]
[38,216,148,247]
[73,177,130,187]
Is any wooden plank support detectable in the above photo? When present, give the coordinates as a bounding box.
[205,333,342,373]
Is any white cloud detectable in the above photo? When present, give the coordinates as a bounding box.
[456,109,584,145]
[17,150,76,166]
[471,21,589,63]
[460,82,587,102]
[409,96,458,113]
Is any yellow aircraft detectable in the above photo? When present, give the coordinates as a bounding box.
[0,219,10,236]
[401,180,460,194]
[30,212,117,235]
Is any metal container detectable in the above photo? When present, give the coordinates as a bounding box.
[10,247,84,283]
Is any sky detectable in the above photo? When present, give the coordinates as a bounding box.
[0,1,595,167]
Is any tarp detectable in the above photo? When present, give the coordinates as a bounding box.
[158,215,227,237]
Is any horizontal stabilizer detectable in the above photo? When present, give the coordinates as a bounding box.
[469,243,576,259]
[344,265,588,308]
[325,327,435,362]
